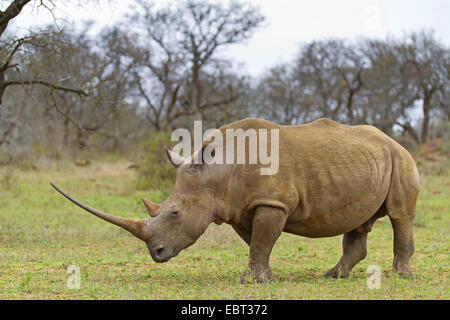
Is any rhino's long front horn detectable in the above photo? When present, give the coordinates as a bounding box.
[50,183,150,241]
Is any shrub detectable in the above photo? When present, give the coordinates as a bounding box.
[136,131,176,194]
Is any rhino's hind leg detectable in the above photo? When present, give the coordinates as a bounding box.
[390,217,415,277]
[384,153,419,277]
[324,207,385,279]
[324,229,368,278]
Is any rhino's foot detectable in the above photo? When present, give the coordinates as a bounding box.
[324,263,350,279]
[239,265,273,284]
[393,264,414,279]
[325,230,368,279]
[239,270,253,284]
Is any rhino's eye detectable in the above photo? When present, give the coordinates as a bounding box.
[171,210,179,216]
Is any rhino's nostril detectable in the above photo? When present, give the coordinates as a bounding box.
[156,247,164,258]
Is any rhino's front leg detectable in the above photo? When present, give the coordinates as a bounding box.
[240,206,287,283]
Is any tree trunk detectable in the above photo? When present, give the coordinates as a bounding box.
[420,98,431,144]
[63,117,70,147]
[112,116,120,152]
[346,92,355,125]
[395,121,421,145]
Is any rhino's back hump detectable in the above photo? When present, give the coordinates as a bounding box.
[284,118,393,149]
[219,117,281,131]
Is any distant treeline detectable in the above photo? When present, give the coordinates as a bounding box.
[0,0,448,163]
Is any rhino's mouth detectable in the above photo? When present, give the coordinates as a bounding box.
[148,245,180,263]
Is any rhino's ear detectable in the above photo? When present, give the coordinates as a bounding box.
[164,146,185,168]
[142,198,161,217]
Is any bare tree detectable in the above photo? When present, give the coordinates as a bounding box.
[127,0,265,129]
[0,1,92,147]
[287,34,448,143]
[396,30,449,143]
[360,38,413,135]
[256,64,312,125]
[294,40,350,122]
[0,1,88,101]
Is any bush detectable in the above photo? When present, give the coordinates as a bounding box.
[434,121,450,152]
[136,131,176,194]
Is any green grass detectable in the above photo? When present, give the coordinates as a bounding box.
[0,160,448,299]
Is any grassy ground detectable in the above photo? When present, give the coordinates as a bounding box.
[0,159,448,299]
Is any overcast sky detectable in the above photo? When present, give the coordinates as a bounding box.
[10,0,450,76]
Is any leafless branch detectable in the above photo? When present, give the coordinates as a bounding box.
[0,0,32,37]
[3,79,88,96]
[48,88,86,133]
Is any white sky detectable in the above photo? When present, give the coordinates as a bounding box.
[9,0,450,77]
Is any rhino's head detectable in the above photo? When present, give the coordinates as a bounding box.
[51,147,230,263]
